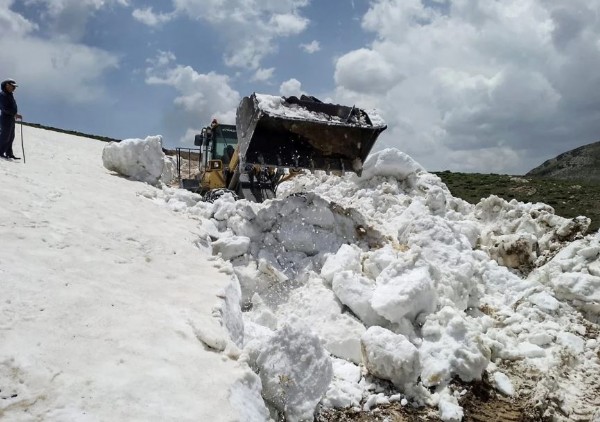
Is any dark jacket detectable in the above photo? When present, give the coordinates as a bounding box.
[0,84,18,120]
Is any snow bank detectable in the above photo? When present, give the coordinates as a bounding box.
[102,135,175,185]
[144,146,600,421]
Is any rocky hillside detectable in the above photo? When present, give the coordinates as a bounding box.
[527,140,600,181]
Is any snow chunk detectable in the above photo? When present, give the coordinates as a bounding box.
[557,332,585,354]
[214,275,245,348]
[503,342,546,360]
[554,273,600,308]
[438,395,464,422]
[362,245,398,279]
[529,291,560,313]
[321,358,364,409]
[256,316,333,422]
[212,236,251,260]
[527,332,554,346]
[361,326,421,388]
[276,277,366,364]
[332,271,387,327]
[321,244,362,285]
[247,293,278,331]
[372,266,437,324]
[360,148,424,181]
[492,372,515,396]
[419,307,490,386]
[102,136,172,185]
[229,370,270,421]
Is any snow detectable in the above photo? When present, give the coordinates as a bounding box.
[252,316,332,422]
[361,326,421,388]
[491,371,515,396]
[2,127,600,421]
[102,135,175,186]
[0,129,266,421]
[254,94,386,128]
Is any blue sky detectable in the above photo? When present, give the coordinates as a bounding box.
[3,0,600,174]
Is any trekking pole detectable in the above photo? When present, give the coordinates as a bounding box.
[20,120,26,164]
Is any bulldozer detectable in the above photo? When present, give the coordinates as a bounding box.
[179,93,387,202]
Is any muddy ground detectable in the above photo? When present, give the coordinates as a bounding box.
[316,374,541,422]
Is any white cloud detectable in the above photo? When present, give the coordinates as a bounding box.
[142,0,310,69]
[334,48,404,94]
[0,0,38,36]
[146,50,177,68]
[334,0,600,174]
[0,1,123,105]
[24,0,129,41]
[145,52,240,145]
[252,67,275,82]
[279,78,302,97]
[300,40,320,54]
[132,7,174,27]
[268,13,309,36]
[0,35,118,104]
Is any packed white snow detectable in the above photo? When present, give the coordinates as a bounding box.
[255,94,386,128]
[145,142,600,421]
[2,128,600,422]
[102,135,176,185]
[0,128,267,422]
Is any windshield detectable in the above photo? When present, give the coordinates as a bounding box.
[211,124,238,161]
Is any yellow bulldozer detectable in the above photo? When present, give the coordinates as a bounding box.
[177,93,387,202]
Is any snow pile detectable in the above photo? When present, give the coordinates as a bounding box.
[254,93,385,128]
[533,231,600,322]
[102,135,175,185]
[246,316,333,422]
[145,148,599,421]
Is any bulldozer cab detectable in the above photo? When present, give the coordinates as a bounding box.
[196,123,238,164]
[208,124,238,164]
[191,122,241,198]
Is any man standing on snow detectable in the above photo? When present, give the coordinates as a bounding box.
[0,79,23,160]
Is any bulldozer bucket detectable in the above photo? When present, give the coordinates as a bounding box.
[236,94,386,176]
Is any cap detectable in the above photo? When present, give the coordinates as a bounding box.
[2,79,18,87]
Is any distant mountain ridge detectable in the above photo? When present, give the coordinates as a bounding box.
[527,140,600,181]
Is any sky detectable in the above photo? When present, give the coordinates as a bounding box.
[2,0,600,175]
[2,126,600,420]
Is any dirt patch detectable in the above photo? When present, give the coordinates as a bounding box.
[509,185,537,196]
[454,376,541,422]
[316,403,439,421]
[316,375,540,422]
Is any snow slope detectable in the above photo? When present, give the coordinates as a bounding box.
[0,127,266,421]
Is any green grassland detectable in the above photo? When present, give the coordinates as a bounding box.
[434,171,600,234]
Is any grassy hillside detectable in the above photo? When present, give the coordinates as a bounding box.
[435,171,600,233]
